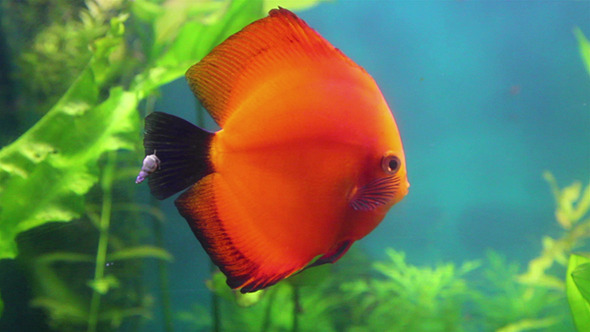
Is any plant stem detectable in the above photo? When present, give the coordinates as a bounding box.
[154,196,174,332]
[210,261,220,332]
[292,285,300,332]
[87,151,117,332]
[262,289,277,332]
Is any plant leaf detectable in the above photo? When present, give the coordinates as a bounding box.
[132,0,264,97]
[572,262,590,305]
[574,28,590,76]
[566,253,590,332]
[106,245,173,262]
[496,317,560,332]
[0,16,137,260]
[0,82,140,260]
[263,0,326,12]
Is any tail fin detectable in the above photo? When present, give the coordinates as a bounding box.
[143,112,214,200]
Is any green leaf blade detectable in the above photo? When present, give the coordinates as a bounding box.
[106,245,173,262]
[567,254,590,331]
[574,28,590,76]
[0,82,139,260]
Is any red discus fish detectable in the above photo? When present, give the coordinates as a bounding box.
[141,8,409,293]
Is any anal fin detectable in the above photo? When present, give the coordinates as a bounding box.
[306,240,353,268]
[175,173,306,293]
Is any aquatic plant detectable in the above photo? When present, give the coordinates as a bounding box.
[475,170,588,332]
[179,248,480,331]
[473,251,566,332]
[14,0,124,116]
[517,172,590,290]
[465,170,590,331]
[177,264,340,331]
[178,248,371,332]
[339,248,479,331]
[574,28,590,77]
[567,253,590,331]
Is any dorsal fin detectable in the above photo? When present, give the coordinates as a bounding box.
[185,7,359,127]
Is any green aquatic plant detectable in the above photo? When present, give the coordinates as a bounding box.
[0,13,136,261]
[15,0,125,116]
[23,152,173,331]
[178,248,369,332]
[336,248,479,331]
[518,172,590,291]
[488,173,590,332]
[567,253,590,331]
[178,265,339,331]
[473,251,566,332]
[574,28,590,76]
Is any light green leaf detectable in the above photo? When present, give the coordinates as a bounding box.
[574,28,590,76]
[0,86,139,260]
[87,274,120,295]
[497,317,560,332]
[30,297,88,323]
[263,0,327,12]
[566,253,590,332]
[130,0,163,23]
[36,252,95,265]
[133,0,264,96]
[0,16,136,260]
[106,245,173,262]
[573,262,590,305]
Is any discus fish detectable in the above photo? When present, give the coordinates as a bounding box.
[140,8,409,293]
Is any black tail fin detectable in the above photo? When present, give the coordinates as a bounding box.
[143,112,214,200]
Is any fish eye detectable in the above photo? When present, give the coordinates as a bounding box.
[381,153,401,175]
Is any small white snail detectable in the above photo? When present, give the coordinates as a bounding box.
[135,151,161,184]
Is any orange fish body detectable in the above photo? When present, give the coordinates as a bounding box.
[142,8,409,292]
